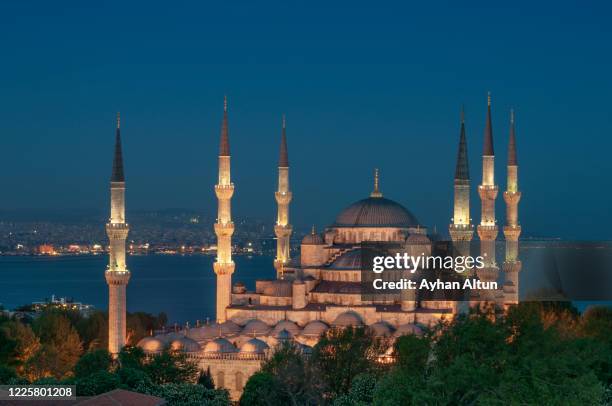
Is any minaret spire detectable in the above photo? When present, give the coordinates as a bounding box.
[213,97,236,323]
[106,113,130,356]
[503,108,522,307]
[371,168,382,198]
[111,112,125,183]
[274,115,293,278]
[449,106,473,246]
[477,93,500,305]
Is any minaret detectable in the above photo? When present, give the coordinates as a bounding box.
[503,109,522,306]
[449,107,474,253]
[274,115,293,279]
[105,112,131,356]
[476,93,499,303]
[213,96,235,323]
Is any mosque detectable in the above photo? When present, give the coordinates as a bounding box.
[105,95,522,399]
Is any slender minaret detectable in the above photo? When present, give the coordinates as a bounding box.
[449,107,474,254]
[213,97,235,323]
[477,93,499,303]
[274,115,293,279]
[105,112,131,356]
[503,109,522,306]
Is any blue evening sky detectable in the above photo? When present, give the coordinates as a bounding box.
[0,1,610,240]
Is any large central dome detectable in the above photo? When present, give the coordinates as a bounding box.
[334,196,419,228]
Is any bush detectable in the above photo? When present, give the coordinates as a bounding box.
[74,349,112,378]
[75,370,120,396]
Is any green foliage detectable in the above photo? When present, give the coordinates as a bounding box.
[117,366,153,390]
[333,373,377,406]
[30,311,82,379]
[310,326,383,400]
[240,371,287,406]
[118,345,146,370]
[74,349,112,378]
[0,364,17,384]
[143,383,230,406]
[76,311,108,351]
[144,349,199,384]
[75,370,121,396]
[198,368,215,390]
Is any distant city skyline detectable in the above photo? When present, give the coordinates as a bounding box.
[1,1,611,240]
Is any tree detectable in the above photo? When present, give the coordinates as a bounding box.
[76,311,108,351]
[198,368,215,390]
[144,350,199,385]
[30,311,82,379]
[74,349,112,378]
[240,371,287,406]
[75,370,120,396]
[0,321,40,375]
[118,345,146,370]
[310,327,383,400]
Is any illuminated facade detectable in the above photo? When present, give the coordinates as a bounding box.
[136,95,522,399]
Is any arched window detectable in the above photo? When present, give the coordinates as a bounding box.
[217,371,225,388]
[235,372,244,390]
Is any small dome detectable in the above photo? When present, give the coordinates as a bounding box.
[242,319,271,336]
[334,197,419,228]
[406,233,430,244]
[186,324,219,341]
[219,320,241,335]
[333,311,364,327]
[170,336,201,353]
[302,229,325,245]
[369,321,395,337]
[137,336,165,353]
[271,320,301,337]
[240,338,270,354]
[203,338,237,353]
[394,323,424,337]
[301,320,329,337]
[233,282,247,294]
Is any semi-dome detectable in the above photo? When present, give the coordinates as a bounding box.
[240,337,270,354]
[394,323,424,337]
[137,336,165,353]
[330,249,363,269]
[242,319,271,336]
[332,311,364,327]
[203,337,237,353]
[170,336,201,353]
[334,196,419,228]
[301,320,329,337]
[271,320,301,337]
[369,321,395,337]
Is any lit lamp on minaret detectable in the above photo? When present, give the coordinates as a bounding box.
[274,115,293,279]
[105,112,131,356]
[213,96,235,323]
[503,109,522,306]
[449,107,474,256]
[476,93,499,304]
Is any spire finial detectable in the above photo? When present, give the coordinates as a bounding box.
[487,91,491,106]
[371,168,382,198]
[461,105,465,124]
[508,108,518,165]
[219,97,230,156]
[116,112,120,129]
[311,224,316,234]
[279,115,289,167]
[282,114,286,129]
[510,108,514,124]
[224,95,228,112]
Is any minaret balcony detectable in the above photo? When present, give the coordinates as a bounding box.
[503,191,522,204]
[106,223,129,239]
[275,191,293,204]
[503,225,522,240]
[478,185,499,200]
[274,224,293,237]
[477,225,499,241]
[105,270,131,285]
[213,261,235,276]
[215,184,235,199]
[214,222,235,237]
